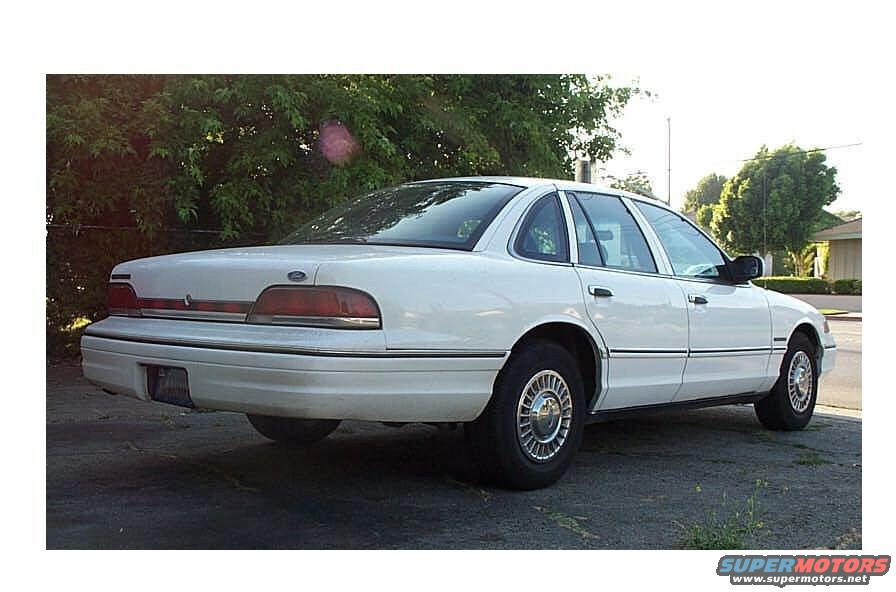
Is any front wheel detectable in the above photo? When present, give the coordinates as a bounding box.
[465,340,586,490]
[754,332,818,430]
[247,414,341,445]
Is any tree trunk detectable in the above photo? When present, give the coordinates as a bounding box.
[789,249,809,277]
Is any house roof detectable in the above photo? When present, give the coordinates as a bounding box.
[812,217,862,241]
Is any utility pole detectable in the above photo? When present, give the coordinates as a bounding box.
[575,158,591,184]
[666,116,672,205]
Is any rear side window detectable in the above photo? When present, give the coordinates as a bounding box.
[514,194,569,263]
[569,192,657,273]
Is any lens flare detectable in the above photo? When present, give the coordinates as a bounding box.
[319,120,359,165]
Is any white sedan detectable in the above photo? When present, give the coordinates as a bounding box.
[81,177,836,489]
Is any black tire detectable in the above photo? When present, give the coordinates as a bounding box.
[465,339,586,490]
[246,414,341,445]
[755,332,818,430]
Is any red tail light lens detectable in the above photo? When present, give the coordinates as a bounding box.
[248,286,381,329]
[107,283,140,316]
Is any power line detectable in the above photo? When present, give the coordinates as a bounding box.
[739,142,862,163]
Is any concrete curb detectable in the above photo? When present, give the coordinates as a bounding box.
[815,405,862,420]
[825,314,862,322]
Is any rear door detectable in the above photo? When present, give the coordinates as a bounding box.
[563,191,690,410]
[632,200,772,400]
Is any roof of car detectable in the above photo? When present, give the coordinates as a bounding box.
[414,176,671,210]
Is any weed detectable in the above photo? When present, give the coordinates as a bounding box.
[678,480,766,549]
[533,506,598,540]
[794,452,832,466]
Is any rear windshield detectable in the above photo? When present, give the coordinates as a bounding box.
[280,181,523,250]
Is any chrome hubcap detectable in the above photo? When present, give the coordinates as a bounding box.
[517,370,573,462]
[788,351,814,413]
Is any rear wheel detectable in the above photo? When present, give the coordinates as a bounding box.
[246,414,341,445]
[465,340,586,490]
[755,332,818,430]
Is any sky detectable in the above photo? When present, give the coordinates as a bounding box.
[582,5,883,216]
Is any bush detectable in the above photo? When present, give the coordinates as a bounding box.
[46,226,260,360]
[831,279,862,295]
[756,276,831,294]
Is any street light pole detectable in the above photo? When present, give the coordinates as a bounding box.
[666,116,671,205]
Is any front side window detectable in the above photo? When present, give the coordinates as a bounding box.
[634,200,729,280]
[514,194,569,263]
[569,192,657,273]
[280,181,522,250]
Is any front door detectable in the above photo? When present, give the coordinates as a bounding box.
[632,200,772,400]
[565,191,689,410]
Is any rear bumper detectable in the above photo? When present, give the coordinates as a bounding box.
[80,319,506,422]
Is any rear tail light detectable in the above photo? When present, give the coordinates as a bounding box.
[247,286,381,329]
[107,283,140,316]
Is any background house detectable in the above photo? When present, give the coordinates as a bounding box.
[812,218,862,280]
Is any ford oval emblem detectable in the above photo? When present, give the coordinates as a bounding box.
[287,270,307,282]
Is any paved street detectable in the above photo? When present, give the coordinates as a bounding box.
[47,358,861,550]
[818,321,861,410]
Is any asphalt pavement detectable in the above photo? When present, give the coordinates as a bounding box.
[818,321,861,410]
[47,359,861,549]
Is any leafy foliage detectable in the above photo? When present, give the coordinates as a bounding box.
[608,171,656,199]
[831,279,861,295]
[47,74,641,355]
[678,481,767,550]
[682,173,727,213]
[756,276,831,294]
[695,204,714,230]
[709,144,839,269]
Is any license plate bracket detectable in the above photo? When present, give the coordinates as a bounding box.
[146,366,194,408]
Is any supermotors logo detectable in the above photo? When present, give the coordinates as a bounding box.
[717,555,891,587]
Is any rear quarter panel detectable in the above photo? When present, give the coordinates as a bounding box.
[314,252,589,351]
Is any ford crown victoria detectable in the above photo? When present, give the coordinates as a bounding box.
[81,177,836,489]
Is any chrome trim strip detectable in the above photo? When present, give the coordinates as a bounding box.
[608,346,773,358]
[609,348,688,358]
[688,350,770,358]
[82,330,508,359]
[140,309,248,323]
[247,315,381,329]
[689,346,771,353]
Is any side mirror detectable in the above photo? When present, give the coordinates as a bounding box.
[730,255,764,283]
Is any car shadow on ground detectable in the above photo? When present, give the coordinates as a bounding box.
[47,365,861,549]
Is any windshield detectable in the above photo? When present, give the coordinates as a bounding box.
[280,181,523,250]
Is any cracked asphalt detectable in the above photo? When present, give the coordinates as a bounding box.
[46,363,861,549]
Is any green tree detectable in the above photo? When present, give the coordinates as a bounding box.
[709,144,839,271]
[608,171,656,199]
[48,75,640,240]
[695,203,715,230]
[682,173,727,213]
[47,74,642,354]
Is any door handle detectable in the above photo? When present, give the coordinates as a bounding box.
[689,294,708,305]
[588,285,613,297]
